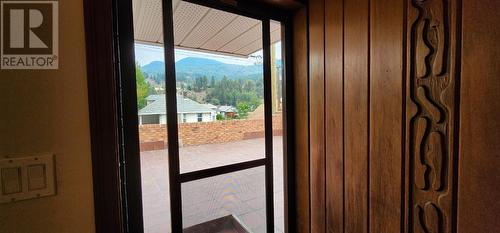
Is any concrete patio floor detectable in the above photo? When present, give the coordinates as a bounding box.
[140,136,284,233]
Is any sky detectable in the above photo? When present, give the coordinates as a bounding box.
[134,42,281,66]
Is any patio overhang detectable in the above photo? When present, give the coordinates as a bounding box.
[133,0,281,57]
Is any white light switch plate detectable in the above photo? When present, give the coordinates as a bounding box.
[0,154,56,203]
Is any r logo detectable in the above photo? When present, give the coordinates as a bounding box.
[1,1,58,69]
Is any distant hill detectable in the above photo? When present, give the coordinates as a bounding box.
[141,61,165,74]
[141,57,271,80]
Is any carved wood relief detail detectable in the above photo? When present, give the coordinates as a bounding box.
[408,0,459,232]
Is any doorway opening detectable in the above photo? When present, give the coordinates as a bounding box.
[128,0,292,232]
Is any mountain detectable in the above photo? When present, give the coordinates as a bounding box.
[141,61,165,74]
[141,57,265,79]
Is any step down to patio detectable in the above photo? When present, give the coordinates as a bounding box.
[183,214,252,233]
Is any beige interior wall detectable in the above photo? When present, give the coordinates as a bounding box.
[0,0,95,232]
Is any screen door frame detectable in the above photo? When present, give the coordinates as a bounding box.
[162,0,292,232]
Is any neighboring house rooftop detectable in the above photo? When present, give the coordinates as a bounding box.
[139,94,215,115]
[202,103,218,110]
[218,105,236,112]
[146,94,164,102]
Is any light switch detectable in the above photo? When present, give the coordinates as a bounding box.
[0,154,55,203]
[1,167,22,195]
[28,164,46,190]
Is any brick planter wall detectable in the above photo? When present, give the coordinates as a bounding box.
[139,115,283,151]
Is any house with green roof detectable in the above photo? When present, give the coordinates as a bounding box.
[138,94,216,124]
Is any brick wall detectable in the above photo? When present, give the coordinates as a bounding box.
[139,115,283,151]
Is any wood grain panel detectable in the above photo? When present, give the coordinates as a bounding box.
[406,0,461,232]
[458,0,500,232]
[299,0,499,232]
[368,0,404,232]
[344,0,369,232]
[309,0,326,231]
[324,0,344,232]
[292,7,311,233]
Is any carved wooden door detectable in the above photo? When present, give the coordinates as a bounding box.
[293,0,500,232]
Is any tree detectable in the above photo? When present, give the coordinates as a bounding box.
[216,113,225,120]
[210,98,220,105]
[238,92,260,111]
[193,76,209,91]
[136,64,153,109]
[202,76,208,89]
[236,102,251,119]
[243,80,256,92]
[210,76,216,87]
[205,76,263,109]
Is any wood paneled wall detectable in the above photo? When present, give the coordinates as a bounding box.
[292,6,311,233]
[458,0,500,232]
[292,0,500,232]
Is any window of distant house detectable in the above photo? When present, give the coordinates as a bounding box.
[141,115,160,125]
[183,114,187,123]
[197,113,203,122]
